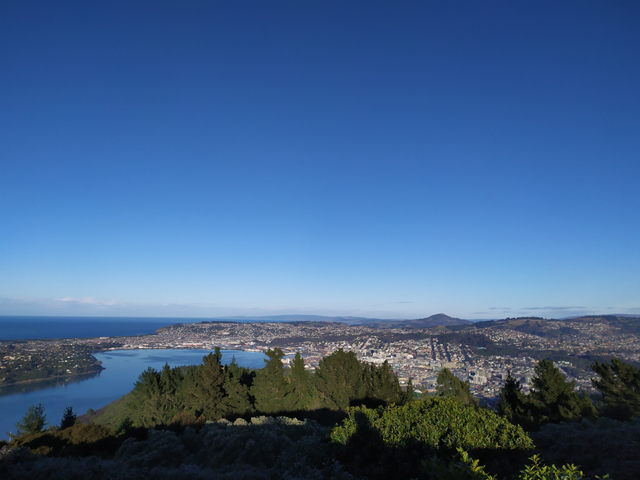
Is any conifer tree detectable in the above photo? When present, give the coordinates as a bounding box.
[11,403,48,438]
[435,368,477,406]
[285,352,318,411]
[194,348,226,419]
[404,378,415,403]
[128,367,165,427]
[364,361,404,406]
[251,348,290,414]
[591,358,640,420]
[159,363,183,420]
[529,359,595,425]
[497,370,529,422]
[314,349,366,409]
[59,405,77,430]
[221,358,254,417]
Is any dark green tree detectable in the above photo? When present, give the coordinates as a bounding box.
[403,377,415,403]
[435,368,477,406]
[10,403,48,438]
[591,358,640,420]
[251,348,290,414]
[128,367,164,427]
[284,352,317,411]
[59,405,77,430]
[363,361,404,406]
[497,370,529,422]
[314,349,366,409]
[194,348,226,419]
[529,359,595,425]
[221,358,254,418]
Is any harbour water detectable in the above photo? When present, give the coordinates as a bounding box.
[0,348,266,441]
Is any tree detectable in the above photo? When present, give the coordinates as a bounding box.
[314,349,366,409]
[128,366,164,427]
[529,359,595,425]
[59,405,77,430]
[251,348,290,414]
[10,403,48,438]
[221,358,254,418]
[435,368,477,406]
[363,361,404,406]
[591,358,640,420]
[498,370,529,423]
[403,377,415,403]
[195,348,226,419]
[284,352,318,411]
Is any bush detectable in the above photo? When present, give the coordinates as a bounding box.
[331,397,533,451]
[8,424,119,457]
[530,417,640,480]
[330,398,533,479]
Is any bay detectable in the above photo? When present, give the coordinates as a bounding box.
[0,348,266,441]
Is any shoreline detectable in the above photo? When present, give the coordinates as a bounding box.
[0,366,106,388]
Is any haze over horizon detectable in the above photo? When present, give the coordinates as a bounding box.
[2,2,639,321]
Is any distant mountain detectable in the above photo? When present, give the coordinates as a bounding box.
[196,313,476,328]
[209,315,404,325]
[362,313,472,329]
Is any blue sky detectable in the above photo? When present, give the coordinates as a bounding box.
[1,1,639,320]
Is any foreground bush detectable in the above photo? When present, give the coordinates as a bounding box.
[331,397,533,451]
[425,448,593,480]
[530,417,640,480]
[7,424,119,457]
[1,416,351,480]
[330,397,533,479]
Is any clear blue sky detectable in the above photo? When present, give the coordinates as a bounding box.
[1,1,639,320]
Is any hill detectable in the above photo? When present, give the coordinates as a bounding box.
[365,313,472,329]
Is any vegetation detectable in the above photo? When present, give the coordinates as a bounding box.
[121,347,407,428]
[9,352,640,479]
[498,359,596,428]
[0,343,105,385]
[330,397,532,479]
[591,358,640,420]
[435,368,478,406]
[8,403,48,439]
[59,406,77,430]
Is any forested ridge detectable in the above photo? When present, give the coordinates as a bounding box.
[2,350,640,479]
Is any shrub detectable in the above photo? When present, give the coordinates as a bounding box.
[330,397,533,479]
[331,397,533,451]
[8,424,119,457]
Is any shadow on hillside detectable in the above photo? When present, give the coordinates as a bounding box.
[4,408,533,480]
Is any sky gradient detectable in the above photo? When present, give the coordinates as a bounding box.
[1,1,639,320]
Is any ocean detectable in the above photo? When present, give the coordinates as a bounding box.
[0,316,198,340]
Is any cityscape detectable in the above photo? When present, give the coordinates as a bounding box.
[3,315,638,406]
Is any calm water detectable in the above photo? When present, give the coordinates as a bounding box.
[0,348,266,441]
[0,316,191,340]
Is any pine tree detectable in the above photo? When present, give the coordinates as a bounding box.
[10,403,48,438]
[195,348,226,419]
[591,358,640,420]
[284,352,320,411]
[59,405,77,430]
[128,367,164,427]
[529,359,595,425]
[497,370,528,421]
[159,363,183,421]
[314,349,366,409]
[251,348,290,414]
[404,378,415,403]
[364,361,404,406]
[435,368,477,406]
[221,358,254,418]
